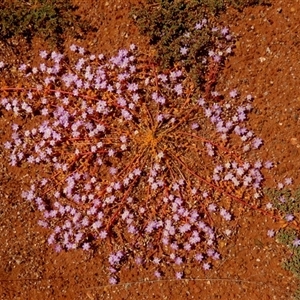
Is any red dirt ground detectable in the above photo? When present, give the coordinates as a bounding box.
[0,0,299,299]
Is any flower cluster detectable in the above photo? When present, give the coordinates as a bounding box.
[0,39,271,283]
[179,18,234,62]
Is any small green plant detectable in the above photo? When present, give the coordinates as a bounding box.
[225,0,271,10]
[131,0,231,88]
[265,187,300,215]
[276,228,300,299]
[266,187,300,299]
[0,0,94,51]
[276,228,298,246]
[294,288,300,300]
[131,0,271,89]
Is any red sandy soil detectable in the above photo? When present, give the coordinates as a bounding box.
[0,0,299,299]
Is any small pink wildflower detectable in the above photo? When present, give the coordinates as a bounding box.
[229,89,238,98]
[175,272,183,279]
[267,229,275,238]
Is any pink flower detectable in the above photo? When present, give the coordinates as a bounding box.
[220,208,231,221]
[55,244,62,253]
[221,27,229,36]
[174,84,183,95]
[213,252,220,260]
[229,89,238,98]
[154,270,162,278]
[153,257,160,264]
[195,23,202,30]
[175,257,183,265]
[252,137,263,149]
[179,223,191,233]
[246,94,253,101]
[180,47,188,55]
[109,277,117,285]
[127,82,139,92]
[70,44,77,51]
[278,182,284,189]
[191,123,199,130]
[265,203,273,210]
[285,214,294,222]
[195,253,203,262]
[208,203,216,212]
[284,177,293,185]
[99,231,107,239]
[292,239,300,247]
[197,98,205,106]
